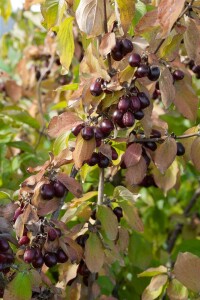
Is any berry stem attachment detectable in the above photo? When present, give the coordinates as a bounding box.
[97,168,104,205]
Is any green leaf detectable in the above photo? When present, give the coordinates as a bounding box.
[56,83,79,92]
[7,141,34,153]
[0,0,12,22]
[167,279,188,300]
[6,272,32,300]
[97,205,118,241]
[113,185,138,202]
[41,0,66,29]
[53,131,70,155]
[0,191,11,201]
[10,112,40,129]
[85,233,104,273]
[138,266,167,278]
[119,200,144,232]
[57,17,74,72]
[142,274,168,300]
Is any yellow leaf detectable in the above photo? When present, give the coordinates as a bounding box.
[115,0,135,34]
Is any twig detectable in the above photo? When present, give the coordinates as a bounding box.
[51,165,78,220]
[103,0,113,75]
[167,187,200,253]
[130,132,200,143]
[97,168,104,205]
[87,273,96,300]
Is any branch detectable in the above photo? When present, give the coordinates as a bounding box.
[167,187,200,253]
[130,132,200,143]
[97,168,104,205]
[51,165,78,220]
[87,273,96,300]
[103,0,113,76]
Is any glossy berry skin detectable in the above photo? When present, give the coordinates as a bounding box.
[98,155,110,168]
[148,66,160,81]
[56,249,68,263]
[121,38,133,55]
[113,110,124,124]
[150,129,161,138]
[72,124,84,136]
[90,209,96,220]
[48,228,58,241]
[13,206,23,222]
[77,260,90,277]
[129,53,141,67]
[81,127,94,140]
[5,253,14,264]
[24,248,36,263]
[87,152,99,166]
[99,119,114,136]
[111,50,124,61]
[176,142,185,156]
[41,183,55,200]
[173,70,185,81]
[90,79,103,96]
[113,207,123,222]
[138,92,150,109]
[55,228,62,237]
[134,110,144,120]
[94,127,104,140]
[122,112,135,127]
[44,252,57,268]
[118,96,131,112]
[139,175,157,188]
[76,234,89,248]
[0,238,9,252]
[130,96,141,112]
[135,64,150,78]
[18,236,30,246]
[144,141,157,151]
[111,147,118,160]
[32,256,44,268]
[54,181,66,198]
[192,65,200,74]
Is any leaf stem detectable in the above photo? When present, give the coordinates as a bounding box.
[97,168,104,205]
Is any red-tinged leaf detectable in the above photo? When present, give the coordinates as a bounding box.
[60,236,83,263]
[138,266,167,278]
[159,67,175,108]
[98,144,112,160]
[124,143,142,167]
[184,17,200,65]
[157,0,185,39]
[167,279,188,300]
[181,127,199,161]
[116,228,129,252]
[22,204,39,224]
[173,78,199,121]
[142,274,168,300]
[174,252,200,293]
[57,173,83,198]
[135,9,159,35]
[125,156,147,185]
[72,133,96,169]
[191,137,200,171]
[37,198,60,216]
[99,32,116,56]
[0,202,18,221]
[48,112,83,138]
[119,200,144,232]
[85,233,104,273]
[154,137,177,173]
[97,205,118,241]
[5,80,22,102]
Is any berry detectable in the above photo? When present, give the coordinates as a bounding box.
[121,38,133,55]
[90,209,96,220]
[138,92,150,109]
[148,66,160,81]
[87,152,99,166]
[144,141,157,151]
[54,181,66,198]
[56,249,68,263]
[18,236,30,246]
[72,124,84,136]
[41,183,55,200]
[113,207,123,222]
[150,129,161,138]
[122,112,135,127]
[55,228,62,237]
[113,110,124,124]
[13,207,23,222]
[5,253,14,264]
[192,65,200,74]
[139,175,157,187]
[111,147,118,160]
[142,149,151,167]
[176,142,185,156]
[0,254,6,263]
[120,160,127,169]
[111,40,123,61]
[94,127,104,140]
[81,127,94,140]
[98,155,110,168]
[152,89,160,99]
[44,252,57,267]
[118,96,131,112]
[76,234,89,248]
[32,256,44,268]
[96,139,102,147]
[90,79,103,96]
[77,260,90,276]
[24,248,36,263]
[99,119,114,136]
[130,96,141,112]
[48,228,58,241]
[173,70,185,81]
[129,53,141,67]
[0,239,9,252]
[188,60,195,70]
[135,64,150,78]
[134,110,144,120]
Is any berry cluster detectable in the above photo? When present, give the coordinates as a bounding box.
[111,38,133,61]
[87,147,118,168]
[40,180,66,200]
[0,238,14,273]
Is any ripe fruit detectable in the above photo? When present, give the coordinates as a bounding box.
[90,209,96,220]
[135,64,150,78]
[94,127,104,140]
[44,252,57,267]
[41,183,55,200]
[0,254,6,263]
[111,40,123,61]
[32,256,44,268]
[56,249,68,263]
[55,228,62,237]
[176,142,185,156]
[87,152,99,166]
[134,110,144,120]
[24,248,36,263]
[173,70,185,81]
[152,89,160,99]
[129,53,141,67]
[138,92,150,109]
[90,78,103,96]
[0,238,9,252]
[150,129,161,138]
[122,112,135,127]
[76,234,89,248]
[98,155,110,168]
[192,65,200,74]
[118,96,131,112]
[5,253,14,264]
[130,96,141,112]
[81,127,94,140]
[139,175,157,187]
[18,236,30,246]
[142,149,151,166]
[72,124,84,136]
[113,110,124,124]
[113,207,123,222]
[121,38,133,55]
[77,260,90,276]
[111,147,118,160]
[144,141,157,151]
[13,206,23,222]
[99,119,114,136]
[96,139,102,147]
[148,66,160,81]
[48,228,58,241]
[54,181,66,198]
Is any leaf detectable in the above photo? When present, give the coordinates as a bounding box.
[191,137,200,171]
[57,17,75,72]
[4,273,32,300]
[135,8,159,35]
[119,200,144,232]
[57,173,83,198]
[115,0,135,34]
[154,137,177,173]
[119,65,136,83]
[138,266,167,278]
[124,143,142,168]
[167,279,188,300]
[76,0,104,36]
[157,0,185,39]
[117,228,129,252]
[99,32,116,57]
[125,156,147,185]
[56,83,79,92]
[99,144,112,160]
[0,0,12,22]
[174,252,200,293]
[181,126,199,161]
[48,112,83,138]
[97,205,118,241]
[41,0,66,29]
[159,67,175,108]
[142,274,168,300]
[72,134,96,169]
[5,80,22,102]
[85,233,104,273]
[173,78,199,121]
[184,17,200,65]
[113,186,138,203]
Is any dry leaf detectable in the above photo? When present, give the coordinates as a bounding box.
[154,137,177,173]
[191,137,200,171]
[159,67,175,108]
[99,32,116,57]
[135,9,159,35]
[98,144,112,160]
[184,17,200,65]
[57,173,83,198]
[5,80,22,102]
[126,156,147,185]
[124,143,142,168]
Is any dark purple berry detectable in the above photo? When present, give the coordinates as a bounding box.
[87,153,99,166]
[56,249,68,263]
[148,66,160,81]
[113,110,124,124]
[173,70,185,81]
[41,183,55,200]
[134,110,144,120]
[48,228,58,241]
[188,60,195,70]
[192,65,200,74]
[32,256,44,268]
[142,148,151,166]
[18,236,30,246]
[13,207,23,222]
[129,53,141,67]
[0,239,9,252]
[152,89,160,99]
[121,38,133,55]
[111,147,118,160]
[144,141,157,151]
[44,252,57,267]
[90,79,103,96]
[99,119,114,136]
[76,234,89,248]
[5,253,14,264]
[150,129,161,138]
[139,175,157,187]
[72,124,85,136]
[118,96,131,112]
[54,181,66,198]
[98,155,110,168]
[24,248,36,263]
[91,209,96,220]
[122,112,135,127]
[0,254,6,263]
[113,207,123,222]
[81,127,94,140]
[93,127,104,140]
[130,95,141,112]
[176,142,185,156]
[111,51,124,61]
[135,64,150,78]
[96,139,102,147]
[138,92,150,109]
[77,260,90,276]
[55,228,62,237]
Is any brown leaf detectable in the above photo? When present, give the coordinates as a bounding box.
[115,0,135,34]
[37,198,60,216]
[181,126,199,161]
[60,237,83,263]
[174,252,200,293]
[48,112,83,138]
[154,137,177,173]
[159,67,175,108]
[135,9,159,35]
[0,202,18,221]
[124,143,142,168]
[125,156,147,185]
[57,173,83,198]
[184,17,200,65]
[85,233,104,273]
[116,228,129,252]
[173,78,199,121]
[5,80,22,102]
[98,144,112,160]
[191,137,200,171]
[72,133,96,169]
[99,32,116,57]
[157,0,185,39]
[167,279,188,300]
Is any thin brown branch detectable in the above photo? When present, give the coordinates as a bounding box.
[103,0,112,75]
[131,132,200,143]
[97,168,104,205]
